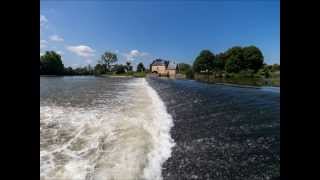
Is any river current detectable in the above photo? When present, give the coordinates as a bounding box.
[40,76,174,180]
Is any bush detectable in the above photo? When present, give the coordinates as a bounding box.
[178,63,192,74]
[238,69,255,78]
[112,64,126,74]
[186,69,194,79]
[257,66,271,78]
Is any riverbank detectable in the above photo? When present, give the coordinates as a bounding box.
[146,77,280,179]
[99,72,146,78]
[193,73,280,87]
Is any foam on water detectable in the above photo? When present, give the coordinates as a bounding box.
[40,78,175,180]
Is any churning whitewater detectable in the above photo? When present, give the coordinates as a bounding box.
[40,77,175,180]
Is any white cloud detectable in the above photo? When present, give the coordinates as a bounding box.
[56,50,63,55]
[40,40,47,49]
[124,49,149,61]
[40,15,48,27]
[85,59,93,64]
[66,45,95,58]
[49,35,64,42]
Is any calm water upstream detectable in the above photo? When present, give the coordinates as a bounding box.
[40,76,280,180]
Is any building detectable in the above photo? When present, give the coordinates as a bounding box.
[150,59,177,77]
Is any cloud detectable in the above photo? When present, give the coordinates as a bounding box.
[85,59,93,64]
[40,40,48,49]
[66,45,95,58]
[56,50,63,54]
[40,15,48,27]
[49,35,64,42]
[124,49,149,61]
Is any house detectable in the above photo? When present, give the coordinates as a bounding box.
[150,59,177,77]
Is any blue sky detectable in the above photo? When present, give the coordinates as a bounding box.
[40,0,280,68]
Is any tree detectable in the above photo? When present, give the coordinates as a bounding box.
[193,50,215,73]
[215,53,228,71]
[40,51,64,75]
[224,47,244,73]
[186,69,194,79]
[242,46,264,72]
[257,64,271,78]
[101,52,117,72]
[177,63,191,74]
[137,62,146,72]
[112,64,126,74]
[271,64,280,72]
[212,56,225,71]
[125,61,133,72]
[64,67,74,75]
[94,64,105,75]
[225,56,242,73]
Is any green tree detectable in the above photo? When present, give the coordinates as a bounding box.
[257,65,271,78]
[125,61,133,72]
[40,51,64,75]
[242,46,264,72]
[193,50,215,73]
[94,64,105,75]
[112,64,126,74]
[136,62,146,72]
[177,63,191,74]
[271,64,280,72]
[224,47,244,73]
[101,52,118,72]
[185,69,194,79]
[64,67,74,75]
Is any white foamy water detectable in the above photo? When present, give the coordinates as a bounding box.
[40,78,175,180]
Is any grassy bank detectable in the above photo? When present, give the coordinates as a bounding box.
[193,72,280,87]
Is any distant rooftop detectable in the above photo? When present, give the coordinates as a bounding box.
[167,61,177,70]
[151,59,166,66]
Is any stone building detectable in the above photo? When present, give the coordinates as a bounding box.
[150,59,177,77]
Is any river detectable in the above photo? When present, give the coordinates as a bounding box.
[40,76,280,180]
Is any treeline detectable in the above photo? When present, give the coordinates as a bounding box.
[40,51,146,76]
[177,45,280,79]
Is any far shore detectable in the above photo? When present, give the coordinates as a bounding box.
[40,73,280,88]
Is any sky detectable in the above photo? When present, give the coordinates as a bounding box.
[40,0,280,68]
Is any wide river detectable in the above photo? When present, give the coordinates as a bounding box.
[40,76,280,180]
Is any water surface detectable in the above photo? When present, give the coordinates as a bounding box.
[40,76,174,180]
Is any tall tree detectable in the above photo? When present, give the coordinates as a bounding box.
[126,61,133,72]
[94,63,106,75]
[137,62,146,72]
[40,51,64,75]
[101,52,117,72]
[193,50,215,73]
[177,63,192,74]
[224,46,244,73]
[242,46,264,72]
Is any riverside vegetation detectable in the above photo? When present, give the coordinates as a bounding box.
[179,46,280,87]
[40,51,147,77]
[40,45,279,86]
